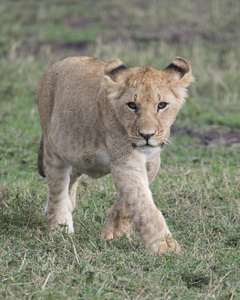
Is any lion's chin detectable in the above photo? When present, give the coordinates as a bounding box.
[131,142,163,155]
[136,145,161,155]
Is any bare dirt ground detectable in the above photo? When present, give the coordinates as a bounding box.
[171,126,240,146]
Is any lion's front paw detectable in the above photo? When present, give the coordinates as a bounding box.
[101,226,115,240]
[146,236,180,255]
[101,224,131,240]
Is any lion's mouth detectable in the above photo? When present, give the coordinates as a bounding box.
[131,141,165,149]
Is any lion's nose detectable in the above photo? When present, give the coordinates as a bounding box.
[139,131,155,141]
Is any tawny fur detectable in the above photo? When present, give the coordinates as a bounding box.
[36,56,194,254]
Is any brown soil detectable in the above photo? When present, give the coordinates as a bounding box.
[64,17,92,29]
[171,127,240,146]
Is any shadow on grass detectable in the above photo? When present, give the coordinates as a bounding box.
[0,184,46,233]
[181,271,210,289]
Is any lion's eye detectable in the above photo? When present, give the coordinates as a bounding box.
[127,102,137,110]
[158,102,168,110]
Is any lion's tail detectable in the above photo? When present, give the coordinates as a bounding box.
[38,135,46,178]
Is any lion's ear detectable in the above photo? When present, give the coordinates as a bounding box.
[104,59,128,83]
[164,57,194,87]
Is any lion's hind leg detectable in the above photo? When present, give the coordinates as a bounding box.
[44,145,74,233]
[69,168,81,210]
[101,198,132,240]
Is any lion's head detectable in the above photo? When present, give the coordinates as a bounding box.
[99,57,194,151]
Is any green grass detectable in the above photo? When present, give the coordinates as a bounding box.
[0,0,240,299]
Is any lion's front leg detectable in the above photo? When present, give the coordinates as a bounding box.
[110,156,180,255]
[101,197,132,240]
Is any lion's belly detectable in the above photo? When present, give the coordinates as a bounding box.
[50,106,110,178]
[63,146,111,179]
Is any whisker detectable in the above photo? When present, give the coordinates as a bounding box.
[166,136,178,149]
[160,136,179,157]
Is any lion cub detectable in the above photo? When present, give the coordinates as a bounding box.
[36,56,193,255]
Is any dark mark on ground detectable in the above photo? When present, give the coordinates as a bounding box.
[64,17,92,29]
[39,41,91,51]
[171,127,240,146]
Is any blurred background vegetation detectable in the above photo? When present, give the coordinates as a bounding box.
[0,0,239,299]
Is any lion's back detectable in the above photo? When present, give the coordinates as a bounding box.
[36,57,106,135]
